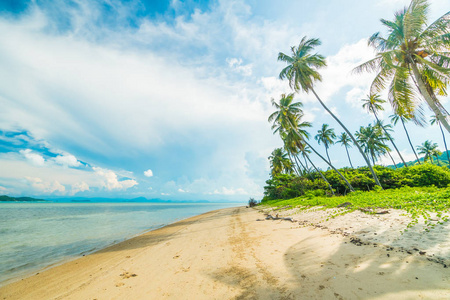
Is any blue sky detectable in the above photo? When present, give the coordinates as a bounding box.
[0,0,449,200]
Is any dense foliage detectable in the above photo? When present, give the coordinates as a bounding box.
[263,163,450,200]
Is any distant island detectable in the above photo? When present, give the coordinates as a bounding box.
[0,195,46,202]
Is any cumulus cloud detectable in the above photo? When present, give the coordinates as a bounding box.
[19,149,45,166]
[26,177,66,194]
[71,181,89,195]
[93,167,138,190]
[52,154,81,167]
[144,169,153,177]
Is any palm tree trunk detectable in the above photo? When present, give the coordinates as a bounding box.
[435,155,441,166]
[344,145,354,168]
[401,118,421,165]
[311,88,382,188]
[303,155,309,169]
[294,154,313,179]
[287,152,301,176]
[386,151,397,169]
[286,118,355,192]
[304,141,354,192]
[325,147,331,163]
[304,154,335,195]
[438,122,450,166]
[373,112,407,167]
[411,64,450,134]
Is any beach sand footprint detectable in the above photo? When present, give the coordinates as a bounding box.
[119,271,137,279]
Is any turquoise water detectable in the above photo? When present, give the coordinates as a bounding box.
[0,202,240,285]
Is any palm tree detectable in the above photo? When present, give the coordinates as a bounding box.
[417,140,439,163]
[269,94,354,192]
[433,148,443,166]
[268,148,292,177]
[337,132,354,168]
[362,94,408,166]
[376,121,399,168]
[390,112,421,164]
[355,0,450,133]
[278,37,382,188]
[356,124,391,165]
[430,115,450,166]
[314,124,336,163]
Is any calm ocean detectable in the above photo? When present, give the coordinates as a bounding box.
[0,201,240,285]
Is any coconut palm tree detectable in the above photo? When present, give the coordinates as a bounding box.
[355,0,450,133]
[390,112,421,164]
[337,132,354,168]
[278,37,382,188]
[268,148,292,177]
[433,148,443,166]
[362,94,408,166]
[269,94,354,192]
[356,124,391,165]
[430,115,450,165]
[417,140,439,163]
[315,124,336,163]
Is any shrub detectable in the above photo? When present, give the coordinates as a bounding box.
[263,164,450,200]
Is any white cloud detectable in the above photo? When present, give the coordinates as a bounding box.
[144,169,153,177]
[178,188,186,193]
[26,177,66,194]
[52,154,81,167]
[226,57,252,76]
[211,187,248,195]
[93,167,138,191]
[19,149,45,166]
[71,181,89,195]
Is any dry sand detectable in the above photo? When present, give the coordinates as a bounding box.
[1,206,449,299]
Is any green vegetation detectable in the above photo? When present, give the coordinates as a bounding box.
[261,186,450,231]
[0,195,45,202]
[266,0,450,194]
[264,164,450,200]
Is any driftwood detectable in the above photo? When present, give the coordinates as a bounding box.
[359,208,389,214]
[265,214,297,222]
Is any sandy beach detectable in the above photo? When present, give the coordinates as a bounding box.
[1,206,449,299]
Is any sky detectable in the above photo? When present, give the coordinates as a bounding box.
[0,0,449,201]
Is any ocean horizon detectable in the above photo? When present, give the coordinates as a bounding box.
[0,201,242,285]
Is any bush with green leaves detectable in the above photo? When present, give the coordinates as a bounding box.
[263,163,450,200]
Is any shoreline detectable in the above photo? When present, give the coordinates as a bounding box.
[0,206,233,288]
[1,206,449,299]
[0,202,240,287]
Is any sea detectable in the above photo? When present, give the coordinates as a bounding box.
[0,201,241,285]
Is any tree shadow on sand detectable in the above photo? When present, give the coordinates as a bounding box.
[282,228,450,299]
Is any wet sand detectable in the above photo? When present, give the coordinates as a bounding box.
[1,206,449,299]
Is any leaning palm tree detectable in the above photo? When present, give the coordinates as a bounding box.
[337,132,354,168]
[376,121,399,168]
[430,115,450,166]
[362,94,408,166]
[355,0,450,133]
[356,124,391,165]
[417,140,439,163]
[390,112,421,164]
[268,148,292,177]
[315,124,336,163]
[269,94,354,192]
[278,37,382,188]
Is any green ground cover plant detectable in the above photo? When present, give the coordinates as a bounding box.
[261,186,450,231]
